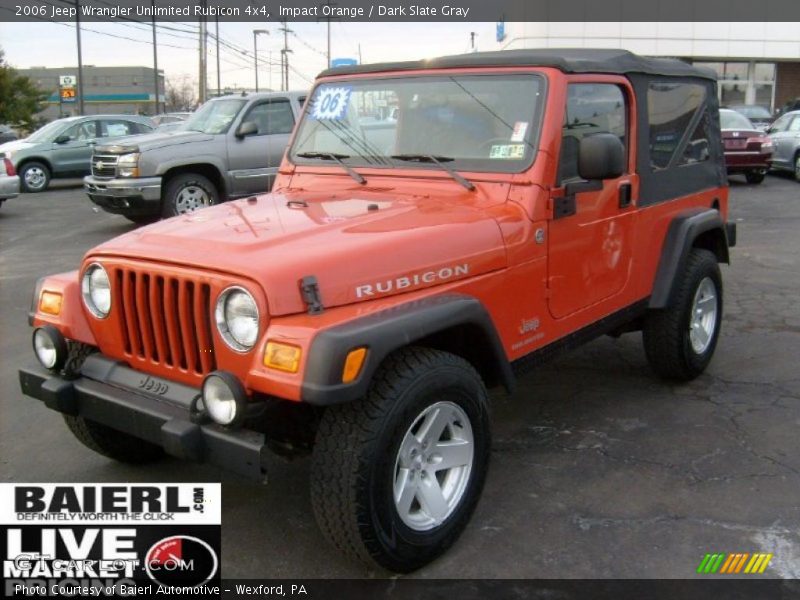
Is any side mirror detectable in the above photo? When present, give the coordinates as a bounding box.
[577,133,625,181]
[235,121,258,139]
[53,134,71,144]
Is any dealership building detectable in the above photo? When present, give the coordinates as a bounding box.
[18,65,166,120]
[495,22,800,112]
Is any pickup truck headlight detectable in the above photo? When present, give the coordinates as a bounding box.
[81,263,111,318]
[215,287,259,352]
[117,152,140,178]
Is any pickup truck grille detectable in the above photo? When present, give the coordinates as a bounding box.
[110,266,217,377]
[91,154,118,178]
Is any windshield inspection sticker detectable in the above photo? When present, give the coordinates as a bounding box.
[490,144,525,159]
[510,121,529,142]
[311,86,352,120]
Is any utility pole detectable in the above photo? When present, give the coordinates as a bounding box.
[470,31,476,51]
[278,20,292,91]
[198,1,206,104]
[215,15,221,97]
[358,43,362,64]
[151,0,159,114]
[75,0,84,115]
[253,29,269,93]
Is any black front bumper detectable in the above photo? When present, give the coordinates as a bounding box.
[19,355,268,480]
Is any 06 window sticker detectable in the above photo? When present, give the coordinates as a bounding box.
[310,86,352,120]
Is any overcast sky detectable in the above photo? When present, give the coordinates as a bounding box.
[0,21,495,91]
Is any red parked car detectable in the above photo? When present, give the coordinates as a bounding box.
[720,108,774,184]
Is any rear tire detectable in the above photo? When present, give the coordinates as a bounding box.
[310,347,491,572]
[795,154,800,182]
[64,416,163,464]
[162,173,218,218]
[643,248,722,381]
[745,170,765,184]
[19,161,50,193]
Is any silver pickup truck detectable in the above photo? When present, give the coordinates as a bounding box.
[84,91,306,223]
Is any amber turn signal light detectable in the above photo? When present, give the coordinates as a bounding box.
[39,291,63,316]
[342,347,367,383]
[263,341,302,373]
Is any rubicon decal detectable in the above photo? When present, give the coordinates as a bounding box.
[355,263,470,298]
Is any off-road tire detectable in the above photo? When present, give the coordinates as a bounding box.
[643,248,722,381]
[310,347,491,573]
[162,173,218,218]
[125,214,159,225]
[63,416,164,464]
[745,171,765,184]
[19,161,51,193]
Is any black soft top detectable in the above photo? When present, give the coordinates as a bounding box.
[318,48,715,81]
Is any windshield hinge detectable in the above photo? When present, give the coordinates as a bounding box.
[299,276,324,315]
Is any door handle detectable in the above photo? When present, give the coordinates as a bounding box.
[618,183,632,209]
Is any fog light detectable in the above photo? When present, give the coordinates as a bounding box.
[201,371,247,427]
[33,325,68,371]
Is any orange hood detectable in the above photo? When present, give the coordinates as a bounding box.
[87,188,508,316]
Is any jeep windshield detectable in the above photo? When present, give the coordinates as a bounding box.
[289,74,544,173]
[183,98,247,134]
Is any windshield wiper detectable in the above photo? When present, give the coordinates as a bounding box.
[295,151,366,185]
[390,154,475,191]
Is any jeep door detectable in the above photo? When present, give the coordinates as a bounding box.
[49,119,100,175]
[547,79,636,319]
[227,97,298,196]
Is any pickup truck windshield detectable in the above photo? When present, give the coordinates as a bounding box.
[290,74,544,173]
[184,98,247,134]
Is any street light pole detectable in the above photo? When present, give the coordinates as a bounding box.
[151,0,159,114]
[253,29,269,93]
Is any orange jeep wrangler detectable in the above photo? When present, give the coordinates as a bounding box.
[20,49,735,572]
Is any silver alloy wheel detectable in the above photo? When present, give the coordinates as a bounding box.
[174,185,211,214]
[24,166,46,190]
[795,156,800,181]
[393,401,474,531]
[689,276,718,354]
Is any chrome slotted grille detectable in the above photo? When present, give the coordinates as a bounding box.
[111,267,216,376]
[91,154,118,178]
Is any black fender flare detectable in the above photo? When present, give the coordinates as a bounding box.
[301,294,515,405]
[649,208,733,309]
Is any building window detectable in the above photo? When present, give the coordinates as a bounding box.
[694,61,776,112]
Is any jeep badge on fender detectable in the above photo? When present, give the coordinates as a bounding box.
[20,49,735,573]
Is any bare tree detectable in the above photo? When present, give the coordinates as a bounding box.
[164,75,197,112]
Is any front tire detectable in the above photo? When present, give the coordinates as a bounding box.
[310,347,491,572]
[643,248,722,381]
[64,416,163,464]
[745,170,765,184]
[19,161,51,193]
[162,173,218,218]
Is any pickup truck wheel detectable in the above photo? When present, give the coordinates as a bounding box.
[63,416,164,464]
[19,161,50,193]
[125,215,159,225]
[745,170,765,184]
[310,347,490,572]
[162,173,218,217]
[643,248,722,381]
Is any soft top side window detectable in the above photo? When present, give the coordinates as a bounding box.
[647,82,708,171]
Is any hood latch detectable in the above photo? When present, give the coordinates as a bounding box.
[299,276,324,314]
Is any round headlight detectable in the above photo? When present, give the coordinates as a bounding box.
[81,263,111,318]
[215,287,259,351]
[202,371,247,427]
[33,325,68,371]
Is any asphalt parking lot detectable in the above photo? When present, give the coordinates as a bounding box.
[1,174,799,580]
